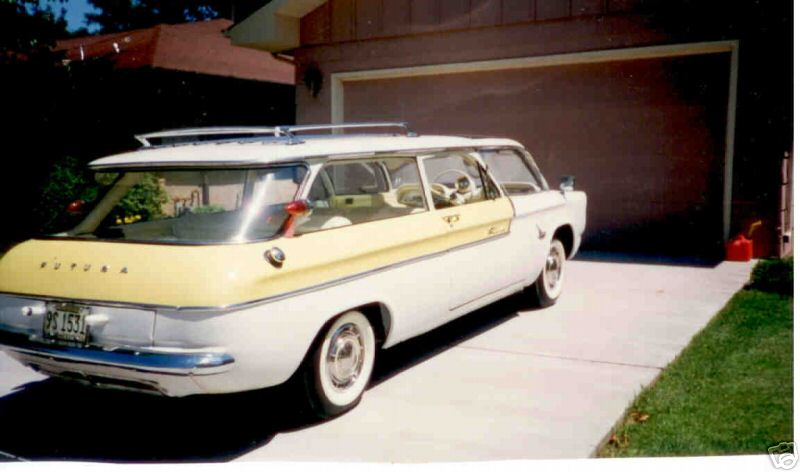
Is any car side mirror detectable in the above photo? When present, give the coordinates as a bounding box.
[559,175,575,193]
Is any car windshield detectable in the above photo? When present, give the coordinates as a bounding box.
[49,166,307,244]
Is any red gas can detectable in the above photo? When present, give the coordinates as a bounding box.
[726,234,753,262]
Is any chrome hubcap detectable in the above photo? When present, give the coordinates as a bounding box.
[545,246,563,290]
[326,323,365,390]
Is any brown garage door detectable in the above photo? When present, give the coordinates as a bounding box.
[343,54,731,257]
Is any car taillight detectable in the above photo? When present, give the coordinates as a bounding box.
[284,200,309,216]
[66,199,86,216]
[281,200,310,237]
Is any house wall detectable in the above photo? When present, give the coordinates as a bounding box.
[293,13,668,123]
[284,0,791,257]
[298,0,646,45]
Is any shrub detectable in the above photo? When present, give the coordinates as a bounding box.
[36,159,168,234]
[111,173,168,222]
[749,257,793,296]
[35,156,98,233]
[191,204,225,214]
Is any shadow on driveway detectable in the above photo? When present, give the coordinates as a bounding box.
[575,250,723,268]
[0,295,528,462]
[0,379,303,462]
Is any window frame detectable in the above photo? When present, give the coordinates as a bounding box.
[417,151,505,210]
[318,160,391,196]
[294,155,431,235]
[480,147,549,194]
[38,162,311,247]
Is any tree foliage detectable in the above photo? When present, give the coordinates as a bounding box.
[35,157,98,233]
[0,1,71,247]
[0,0,68,58]
[0,0,291,251]
[85,0,233,33]
[36,160,168,234]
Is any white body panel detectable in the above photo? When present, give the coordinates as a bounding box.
[89,135,523,169]
[152,189,587,395]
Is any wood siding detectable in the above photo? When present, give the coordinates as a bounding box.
[300,0,645,46]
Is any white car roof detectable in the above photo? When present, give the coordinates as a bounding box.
[88,134,524,169]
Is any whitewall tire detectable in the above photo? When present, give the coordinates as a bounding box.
[533,238,566,307]
[303,310,376,418]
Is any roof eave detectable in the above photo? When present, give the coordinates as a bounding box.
[229,0,327,52]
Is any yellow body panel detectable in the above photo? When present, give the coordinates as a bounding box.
[0,198,513,308]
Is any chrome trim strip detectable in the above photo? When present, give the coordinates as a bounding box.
[0,293,181,312]
[33,234,284,248]
[134,123,415,148]
[0,335,234,376]
[89,146,488,170]
[136,127,280,147]
[90,160,269,170]
[0,232,510,313]
[192,231,509,311]
[283,122,410,134]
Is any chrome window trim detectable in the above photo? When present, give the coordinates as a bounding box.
[415,153,437,211]
[519,149,550,191]
[295,155,431,236]
[89,146,488,171]
[90,160,273,170]
[315,159,392,196]
[419,150,506,207]
[479,147,549,194]
[470,151,508,200]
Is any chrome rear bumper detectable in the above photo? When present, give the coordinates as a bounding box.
[0,331,234,396]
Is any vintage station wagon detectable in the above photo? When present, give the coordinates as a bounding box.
[0,123,586,417]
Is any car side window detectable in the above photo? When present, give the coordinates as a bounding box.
[325,161,389,195]
[296,157,426,234]
[306,173,331,202]
[481,149,545,195]
[422,153,496,209]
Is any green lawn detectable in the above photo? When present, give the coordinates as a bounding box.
[598,281,793,457]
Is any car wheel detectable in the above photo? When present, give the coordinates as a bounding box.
[532,238,566,307]
[302,310,376,418]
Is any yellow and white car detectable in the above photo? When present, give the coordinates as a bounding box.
[0,123,586,417]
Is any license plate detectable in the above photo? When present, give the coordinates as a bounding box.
[43,303,89,345]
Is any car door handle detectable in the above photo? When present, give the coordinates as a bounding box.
[442,214,460,224]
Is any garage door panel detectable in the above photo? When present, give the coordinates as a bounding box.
[343,54,730,256]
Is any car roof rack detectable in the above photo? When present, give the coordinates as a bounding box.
[134,122,416,147]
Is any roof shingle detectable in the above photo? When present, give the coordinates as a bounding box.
[56,19,294,84]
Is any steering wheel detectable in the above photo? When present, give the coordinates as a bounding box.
[432,169,478,206]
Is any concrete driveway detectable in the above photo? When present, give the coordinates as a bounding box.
[0,257,754,462]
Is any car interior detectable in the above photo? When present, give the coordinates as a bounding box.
[69,168,305,243]
[296,158,427,233]
[66,154,501,242]
[296,154,497,233]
